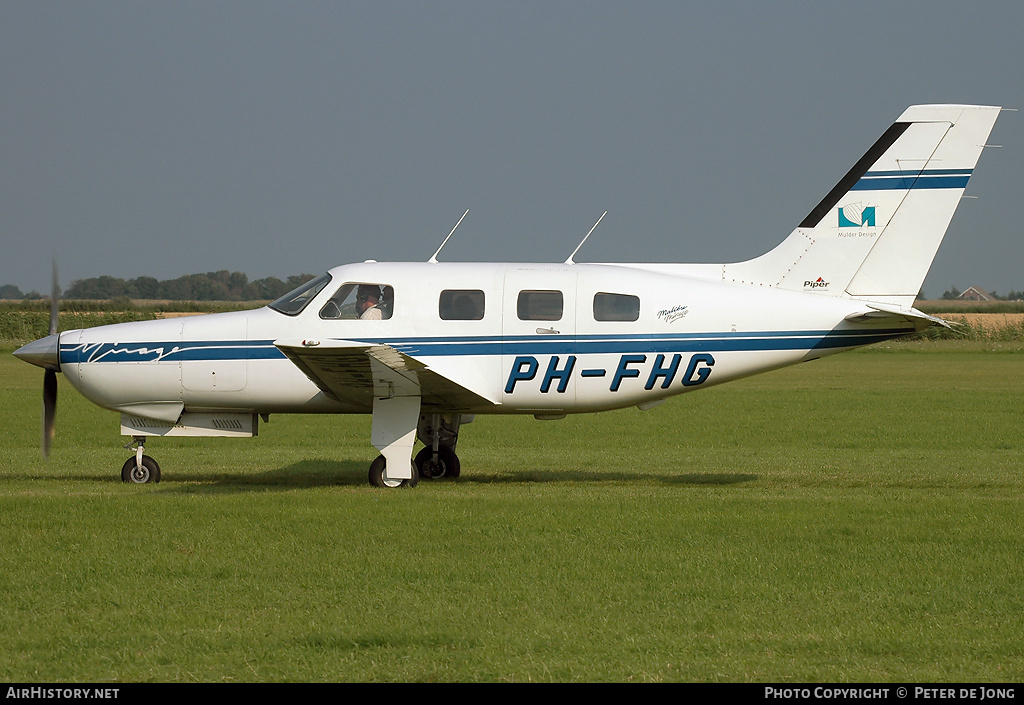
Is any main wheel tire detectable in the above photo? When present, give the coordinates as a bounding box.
[368,455,419,488]
[121,455,161,484]
[414,445,461,479]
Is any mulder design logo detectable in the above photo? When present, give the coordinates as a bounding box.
[838,203,876,227]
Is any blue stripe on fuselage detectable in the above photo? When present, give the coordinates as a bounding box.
[58,328,912,365]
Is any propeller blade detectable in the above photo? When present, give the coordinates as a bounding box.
[43,259,59,458]
[43,369,57,459]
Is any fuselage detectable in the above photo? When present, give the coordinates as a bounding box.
[52,261,918,421]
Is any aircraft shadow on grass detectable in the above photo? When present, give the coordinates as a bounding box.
[5,462,365,491]
[149,462,758,492]
[13,463,757,490]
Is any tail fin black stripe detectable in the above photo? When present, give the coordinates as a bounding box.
[798,122,911,229]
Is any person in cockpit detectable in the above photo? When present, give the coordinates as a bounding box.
[356,284,384,320]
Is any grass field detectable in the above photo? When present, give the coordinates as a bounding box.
[1,344,1022,682]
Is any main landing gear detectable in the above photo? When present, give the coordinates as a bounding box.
[367,413,467,488]
[415,445,459,480]
[414,413,462,480]
[368,454,418,488]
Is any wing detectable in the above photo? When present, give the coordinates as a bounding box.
[274,338,498,411]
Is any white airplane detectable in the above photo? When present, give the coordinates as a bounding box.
[15,104,1003,488]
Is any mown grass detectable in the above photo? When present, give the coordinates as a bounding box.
[1,349,1022,682]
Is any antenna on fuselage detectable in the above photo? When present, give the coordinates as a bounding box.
[428,209,470,263]
[565,211,607,265]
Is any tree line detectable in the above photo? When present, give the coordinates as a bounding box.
[939,286,1024,301]
[2,273,1022,302]
[0,271,315,301]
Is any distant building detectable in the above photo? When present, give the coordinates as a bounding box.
[958,286,991,301]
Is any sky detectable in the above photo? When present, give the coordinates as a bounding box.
[2,1,1021,298]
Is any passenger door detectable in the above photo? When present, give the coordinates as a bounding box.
[500,268,577,410]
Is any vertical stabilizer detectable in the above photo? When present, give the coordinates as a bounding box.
[719,105,1001,307]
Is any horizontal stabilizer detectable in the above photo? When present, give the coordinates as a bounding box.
[844,303,950,331]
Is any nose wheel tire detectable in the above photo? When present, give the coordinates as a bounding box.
[121,455,161,484]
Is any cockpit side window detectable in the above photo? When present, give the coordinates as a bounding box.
[593,292,640,321]
[268,273,331,316]
[320,283,394,320]
[439,290,485,320]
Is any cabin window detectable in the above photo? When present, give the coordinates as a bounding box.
[439,290,485,320]
[517,290,563,321]
[319,282,394,320]
[269,273,331,316]
[593,292,640,322]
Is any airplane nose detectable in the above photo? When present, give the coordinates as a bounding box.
[13,333,60,371]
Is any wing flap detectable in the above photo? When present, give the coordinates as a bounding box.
[274,339,498,410]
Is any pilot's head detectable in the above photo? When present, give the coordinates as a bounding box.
[357,285,381,311]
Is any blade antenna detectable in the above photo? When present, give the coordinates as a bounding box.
[565,211,607,264]
[428,209,469,263]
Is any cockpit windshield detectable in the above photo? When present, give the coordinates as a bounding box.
[268,273,332,316]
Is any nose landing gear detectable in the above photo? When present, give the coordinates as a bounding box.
[121,437,161,484]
